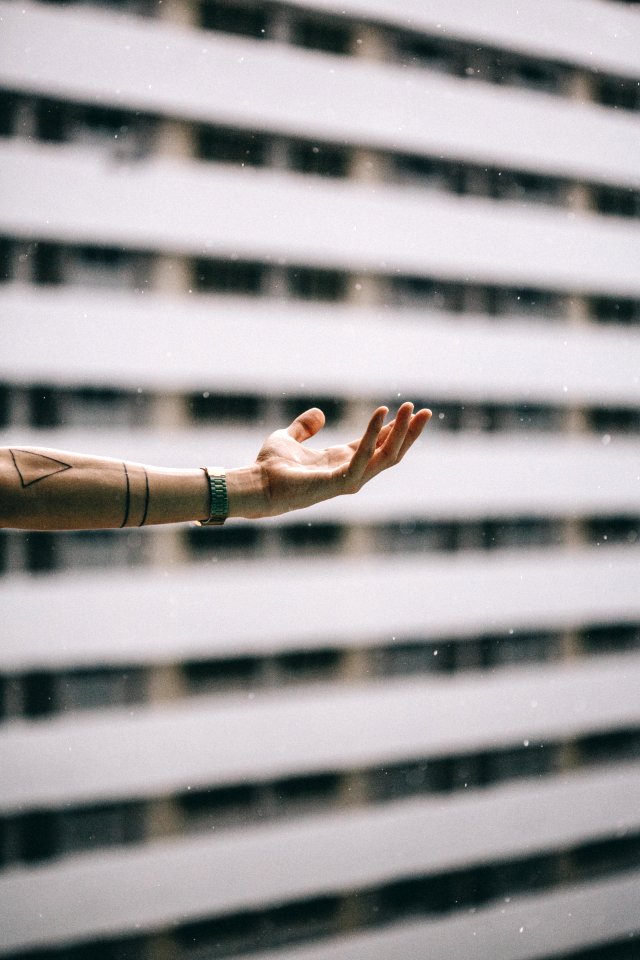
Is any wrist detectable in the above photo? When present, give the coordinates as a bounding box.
[225,464,269,519]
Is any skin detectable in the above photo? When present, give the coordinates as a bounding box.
[0,402,431,530]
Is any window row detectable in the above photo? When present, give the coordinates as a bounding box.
[3,91,639,218]
[1,515,637,575]
[2,382,639,435]
[2,729,639,867]
[2,622,638,719]
[3,239,640,325]
[5,831,640,959]
[32,0,640,112]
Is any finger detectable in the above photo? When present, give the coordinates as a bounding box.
[395,408,432,461]
[371,402,414,467]
[345,417,394,454]
[285,407,326,443]
[346,406,388,479]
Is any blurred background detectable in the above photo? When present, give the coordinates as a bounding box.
[1,1,640,958]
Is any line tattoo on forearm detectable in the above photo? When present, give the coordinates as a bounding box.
[120,463,131,528]
[140,468,150,527]
[120,462,151,527]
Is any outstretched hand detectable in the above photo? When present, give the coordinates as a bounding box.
[232,402,431,518]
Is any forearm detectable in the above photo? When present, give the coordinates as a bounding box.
[0,447,266,530]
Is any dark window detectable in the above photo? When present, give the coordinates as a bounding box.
[292,16,353,54]
[590,296,639,325]
[0,383,10,425]
[23,672,56,716]
[59,804,143,855]
[0,91,18,137]
[261,897,341,948]
[582,622,640,655]
[579,728,640,766]
[483,743,556,784]
[0,817,20,868]
[276,649,343,682]
[571,833,640,882]
[181,783,260,827]
[19,804,143,863]
[585,515,640,546]
[394,154,451,190]
[588,407,640,434]
[200,0,268,39]
[287,266,347,301]
[379,872,452,918]
[280,523,344,553]
[24,533,58,573]
[33,242,64,285]
[28,384,60,427]
[596,76,640,112]
[197,125,268,166]
[187,524,262,555]
[486,853,558,897]
[398,35,463,75]
[184,657,260,692]
[188,391,263,422]
[393,276,464,312]
[595,185,640,218]
[194,258,265,295]
[276,773,340,806]
[36,98,67,143]
[289,141,349,178]
[0,237,12,282]
[20,811,58,863]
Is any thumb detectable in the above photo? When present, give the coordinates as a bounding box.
[286,407,326,442]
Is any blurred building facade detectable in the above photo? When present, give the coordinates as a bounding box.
[1,1,640,958]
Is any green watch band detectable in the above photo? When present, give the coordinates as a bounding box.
[196,467,228,526]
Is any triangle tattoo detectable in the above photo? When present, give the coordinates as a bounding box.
[10,449,73,487]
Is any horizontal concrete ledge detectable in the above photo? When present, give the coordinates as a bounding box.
[2,140,640,295]
[1,763,639,951]
[1,3,639,189]
[1,546,639,669]
[1,288,640,405]
[1,653,639,808]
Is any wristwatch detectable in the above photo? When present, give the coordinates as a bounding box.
[196,467,228,526]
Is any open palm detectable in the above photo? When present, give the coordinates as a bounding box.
[255,402,431,516]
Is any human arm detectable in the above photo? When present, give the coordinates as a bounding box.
[0,402,430,530]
